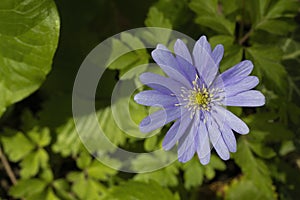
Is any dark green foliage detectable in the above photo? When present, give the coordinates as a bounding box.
[0,0,299,200]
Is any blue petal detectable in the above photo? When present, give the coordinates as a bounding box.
[221,124,237,153]
[214,118,237,153]
[134,90,178,107]
[193,36,218,86]
[174,39,193,64]
[175,52,198,84]
[224,76,259,97]
[178,119,198,163]
[224,90,265,107]
[140,72,184,95]
[152,48,192,88]
[162,112,192,150]
[214,106,249,134]
[140,107,181,133]
[206,114,230,160]
[219,60,254,86]
[211,44,224,66]
[196,120,211,165]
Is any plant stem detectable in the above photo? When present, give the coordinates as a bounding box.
[0,147,17,185]
[239,29,253,45]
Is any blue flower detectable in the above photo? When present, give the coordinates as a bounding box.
[134,36,265,164]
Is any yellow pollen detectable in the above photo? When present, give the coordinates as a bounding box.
[195,92,208,105]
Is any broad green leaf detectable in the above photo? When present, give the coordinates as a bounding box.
[233,138,275,199]
[10,179,47,198]
[189,0,235,35]
[153,0,191,27]
[52,118,83,157]
[182,157,204,189]
[53,179,74,200]
[69,172,106,200]
[101,181,176,200]
[246,45,288,93]
[39,167,54,183]
[209,35,235,50]
[45,188,60,200]
[204,155,226,180]
[27,127,51,147]
[0,0,60,117]
[219,0,240,16]
[20,149,49,179]
[244,113,294,142]
[266,0,299,19]
[282,38,300,60]
[108,32,149,78]
[256,19,296,35]
[189,0,218,16]
[144,135,158,151]
[87,160,118,181]
[145,7,172,28]
[225,178,269,200]
[98,107,128,147]
[248,142,276,159]
[134,163,179,187]
[245,0,270,25]
[220,45,243,72]
[76,150,92,170]
[195,16,235,35]
[279,140,296,156]
[1,129,34,162]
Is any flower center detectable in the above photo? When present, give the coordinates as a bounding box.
[175,75,224,118]
[190,87,211,111]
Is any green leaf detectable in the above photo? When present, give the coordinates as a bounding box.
[248,142,276,159]
[256,19,296,35]
[246,45,288,93]
[182,157,204,189]
[52,118,83,157]
[219,0,240,16]
[101,181,177,200]
[153,0,191,27]
[145,7,172,28]
[204,155,226,180]
[189,0,218,16]
[245,0,270,25]
[225,178,269,200]
[144,135,158,151]
[10,179,47,198]
[69,173,106,200]
[87,160,118,181]
[195,16,235,35]
[45,188,60,200]
[1,129,34,162]
[143,7,173,46]
[108,32,149,78]
[233,137,275,199]
[266,0,299,19]
[244,113,294,142]
[53,179,74,200]
[27,127,51,147]
[220,45,243,72]
[0,0,60,117]
[134,163,179,187]
[279,140,295,156]
[189,0,235,35]
[20,149,49,179]
[76,150,92,170]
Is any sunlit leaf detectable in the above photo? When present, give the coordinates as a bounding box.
[0,0,60,117]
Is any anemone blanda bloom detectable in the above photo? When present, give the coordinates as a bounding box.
[134,36,265,165]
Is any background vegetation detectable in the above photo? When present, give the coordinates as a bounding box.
[0,0,299,199]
